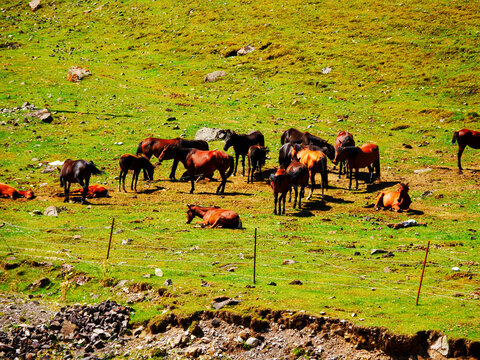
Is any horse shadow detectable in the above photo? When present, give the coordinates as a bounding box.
[68,197,112,206]
[364,181,398,193]
[196,191,254,197]
[301,199,332,212]
[322,194,354,204]
[291,208,316,217]
[139,186,165,194]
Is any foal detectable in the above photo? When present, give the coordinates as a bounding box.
[247,145,268,183]
[286,161,309,209]
[270,168,292,215]
[119,154,154,192]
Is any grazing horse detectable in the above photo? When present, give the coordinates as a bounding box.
[59,159,103,204]
[136,137,208,180]
[286,161,309,209]
[280,128,305,145]
[247,145,268,183]
[270,168,292,215]
[69,184,110,198]
[0,183,35,199]
[158,144,234,194]
[223,130,265,176]
[119,154,155,192]
[452,129,480,171]
[186,204,242,228]
[334,131,355,178]
[375,183,412,212]
[291,147,328,200]
[333,143,380,190]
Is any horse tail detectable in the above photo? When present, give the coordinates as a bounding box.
[452,131,459,144]
[280,131,287,145]
[88,161,104,175]
[226,155,235,178]
[136,140,144,155]
[375,157,381,181]
[322,157,329,189]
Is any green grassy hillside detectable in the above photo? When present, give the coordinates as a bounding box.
[1,0,479,342]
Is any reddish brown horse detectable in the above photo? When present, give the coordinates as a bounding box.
[158,144,234,194]
[69,184,110,198]
[247,145,268,183]
[119,154,155,192]
[136,137,208,180]
[59,159,103,204]
[270,168,292,215]
[280,128,335,161]
[286,161,309,209]
[334,131,355,178]
[452,129,480,171]
[291,147,328,200]
[0,183,35,199]
[375,183,411,212]
[186,204,242,228]
[333,143,380,190]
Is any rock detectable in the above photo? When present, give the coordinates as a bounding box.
[413,168,432,174]
[289,280,303,285]
[211,318,221,327]
[29,0,41,11]
[34,109,53,123]
[44,206,61,216]
[204,70,226,82]
[121,238,133,245]
[282,259,296,265]
[194,127,230,142]
[60,320,77,340]
[245,337,260,347]
[267,282,277,286]
[155,268,163,277]
[67,66,91,82]
[189,323,204,338]
[133,326,144,336]
[321,67,332,74]
[48,160,64,166]
[185,345,201,357]
[41,166,57,173]
[211,297,240,310]
[452,267,460,272]
[430,335,449,356]
[421,190,434,197]
[28,277,51,290]
[237,45,255,56]
[371,249,388,255]
[172,333,188,348]
[31,209,43,216]
[164,279,173,286]
[93,340,105,349]
[238,329,250,340]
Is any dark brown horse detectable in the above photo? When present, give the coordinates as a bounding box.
[291,147,328,200]
[186,204,242,228]
[158,144,234,194]
[375,183,411,212]
[247,145,268,183]
[333,143,380,190]
[334,131,355,178]
[59,159,103,204]
[270,168,292,215]
[452,129,480,171]
[279,143,334,168]
[280,128,335,161]
[136,137,208,180]
[286,161,309,209]
[119,154,155,192]
[223,130,265,176]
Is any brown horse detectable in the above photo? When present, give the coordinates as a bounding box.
[286,161,309,209]
[119,154,155,192]
[375,183,411,212]
[270,168,292,215]
[69,184,110,198]
[280,128,335,161]
[158,144,234,194]
[452,129,480,171]
[186,204,242,228]
[136,137,208,180]
[247,145,268,183]
[223,130,265,176]
[291,147,328,200]
[334,131,355,178]
[59,159,103,204]
[333,143,380,190]
[0,183,35,200]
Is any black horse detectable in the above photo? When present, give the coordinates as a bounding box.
[59,159,103,204]
[223,130,265,176]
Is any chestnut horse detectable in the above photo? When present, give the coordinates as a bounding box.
[333,143,380,190]
[136,137,208,180]
[69,184,110,198]
[119,154,154,192]
[0,183,35,199]
[452,129,480,171]
[158,144,234,194]
[59,159,103,204]
[270,168,292,215]
[291,147,328,200]
[247,145,268,183]
[279,143,333,169]
[334,131,355,178]
[280,128,335,161]
[375,183,411,212]
[286,161,309,209]
[186,204,242,228]
[223,130,265,176]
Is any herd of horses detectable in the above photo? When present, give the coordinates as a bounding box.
[1,127,479,228]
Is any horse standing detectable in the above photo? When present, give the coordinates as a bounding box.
[291,147,328,200]
[158,144,234,194]
[136,137,208,180]
[0,183,35,200]
[223,130,265,176]
[333,143,380,190]
[452,129,480,171]
[186,204,242,228]
[247,145,268,183]
[270,168,292,215]
[119,154,155,192]
[334,131,355,178]
[375,183,411,212]
[279,143,333,169]
[59,159,103,204]
[280,128,335,161]
[286,161,309,209]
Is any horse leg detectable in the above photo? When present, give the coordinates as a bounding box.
[118,171,123,192]
[234,153,239,176]
[247,158,252,183]
[355,169,359,190]
[338,161,343,179]
[64,181,70,202]
[299,185,304,208]
[122,171,128,192]
[274,193,278,215]
[348,168,353,190]
[78,178,88,204]
[170,159,179,181]
[374,193,384,210]
[217,171,226,195]
[306,172,314,200]
[282,193,287,214]
[457,145,465,171]
[367,165,373,183]
[133,170,139,192]
[130,171,135,191]
[190,177,195,194]
[292,185,298,208]
[241,155,246,177]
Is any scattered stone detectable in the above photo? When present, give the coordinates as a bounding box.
[371,249,388,255]
[32,109,53,123]
[194,127,230,142]
[430,335,449,356]
[245,336,260,347]
[60,320,77,340]
[204,70,226,82]
[44,206,61,217]
[29,0,41,11]
[321,67,332,74]
[30,209,43,216]
[282,259,296,265]
[289,280,303,285]
[211,297,240,310]
[155,268,163,277]
[121,238,133,245]
[237,45,255,56]
[413,168,432,174]
[164,279,173,286]
[387,219,427,229]
[267,282,277,286]
[238,329,250,340]
[211,318,221,327]
[27,277,51,290]
[67,66,91,82]
[421,190,434,197]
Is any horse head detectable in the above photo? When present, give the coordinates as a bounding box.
[398,182,409,193]
[223,131,235,151]
[186,204,195,223]
[332,146,345,165]
[158,143,176,162]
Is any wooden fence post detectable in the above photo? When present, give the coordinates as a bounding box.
[253,228,257,284]
[416,241,430,306]
[105,218,115,273]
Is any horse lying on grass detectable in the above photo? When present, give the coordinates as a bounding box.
[375,183,412,212]
[186,204,242,229]
[68,184,110,199]
[0,183,35,199]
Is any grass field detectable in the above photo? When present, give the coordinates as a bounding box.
[1,0,479,342]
